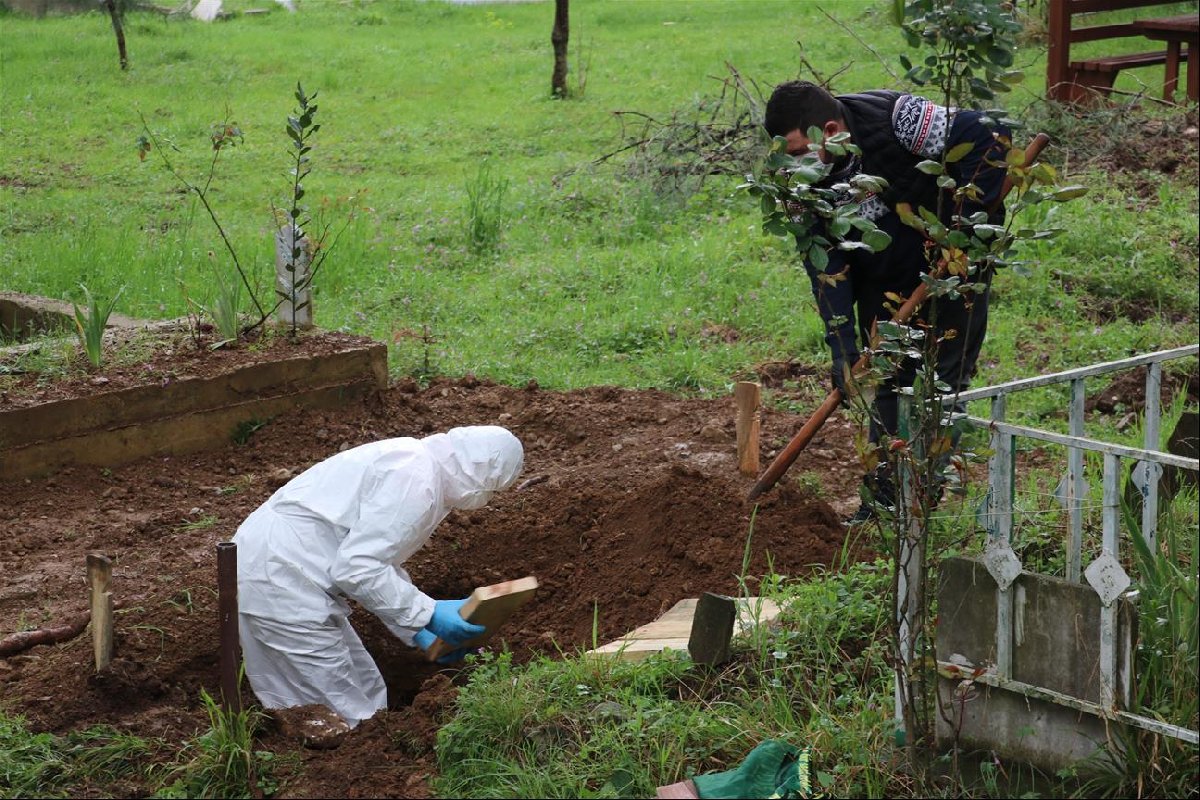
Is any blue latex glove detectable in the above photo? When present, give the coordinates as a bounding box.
[413,628,436,651]
[413,627,476,665]
[426,598,486,645]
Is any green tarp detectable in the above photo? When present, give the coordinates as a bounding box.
[692,739,819,799]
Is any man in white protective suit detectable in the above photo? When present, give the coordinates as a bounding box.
[232,425,524,727]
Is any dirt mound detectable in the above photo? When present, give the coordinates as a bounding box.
[0,377,862,797]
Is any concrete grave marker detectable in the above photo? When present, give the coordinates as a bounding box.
[191,0,222,21]
[687,592,736,665]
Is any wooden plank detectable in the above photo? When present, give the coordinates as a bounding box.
[86,553,113,671]
[425,576,539,661]
[1074,49,1173,70]
[734,382,761,476]
[588,597,782,661]
[0,342,386,449]
[1068,0,1174,15]
[590,638,693,660]
[1066,22,1143,43]
[656,779,701,799]
[616,604,697,640]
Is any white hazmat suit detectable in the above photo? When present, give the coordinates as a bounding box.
[232,425,524,727]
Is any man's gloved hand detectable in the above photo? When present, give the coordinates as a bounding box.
[412,627,476,665]
[425,598,486,645]
[830,357,853,403]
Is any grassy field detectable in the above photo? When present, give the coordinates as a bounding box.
[2,0,1196,421]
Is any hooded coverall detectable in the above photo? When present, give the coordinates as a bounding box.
[232,425,524,727]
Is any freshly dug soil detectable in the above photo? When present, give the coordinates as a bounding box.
[0,368,866,798]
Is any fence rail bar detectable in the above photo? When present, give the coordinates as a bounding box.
[965,417,1200,470]
[1098,454,1120,708]
[1141,362,1162,551]
[937,661,1200,744]
[1067,379,1085,583]
[956,345,1198,402]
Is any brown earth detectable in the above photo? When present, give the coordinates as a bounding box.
[0,336,872,798]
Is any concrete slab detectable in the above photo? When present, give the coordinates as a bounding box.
[191,0,222,22]
[936,556,1137,772]
[0,291,139,342]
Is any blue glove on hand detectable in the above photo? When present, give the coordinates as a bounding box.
[413,628,436,651]
[426,598,486,645]
[412,627,473,665]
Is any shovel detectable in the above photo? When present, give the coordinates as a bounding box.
[747,132,1051,503]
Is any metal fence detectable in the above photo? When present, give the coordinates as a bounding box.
[943,343,1199,745]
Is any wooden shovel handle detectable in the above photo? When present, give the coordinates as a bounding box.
[746,132,1050,503]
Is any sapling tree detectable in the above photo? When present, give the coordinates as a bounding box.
[276,83,322,340]
[139,82,355,344]
[879,0,1086,760]
[138,111,268,336]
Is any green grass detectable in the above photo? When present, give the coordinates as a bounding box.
[0,689,284,799]
[435,560,899,799]
[153,688,284,799]
[0,712,165,799]
[3,0,1192,400]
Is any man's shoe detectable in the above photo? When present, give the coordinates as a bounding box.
[844,503,878,527]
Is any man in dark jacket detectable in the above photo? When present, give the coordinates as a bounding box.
[764,80,1011,524]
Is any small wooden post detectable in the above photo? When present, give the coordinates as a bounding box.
[217,542,242,714]
[734,381,761,476]
[86,553,114,671]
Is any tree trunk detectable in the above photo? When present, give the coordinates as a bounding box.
[104,0,129,71]
[551,0,569,98]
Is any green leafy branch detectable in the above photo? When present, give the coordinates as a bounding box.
[898,0,1024,112]
[137,111,268,329]
[739,127,893,270]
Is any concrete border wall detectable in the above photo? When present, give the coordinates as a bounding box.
[1,339,388,480]
[936,556,1136,771]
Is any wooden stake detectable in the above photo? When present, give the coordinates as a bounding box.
[86,553,113,671]
[734,381,761,476]
[217,542,242,714]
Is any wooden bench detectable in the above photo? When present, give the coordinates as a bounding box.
[1047,0,1198,103]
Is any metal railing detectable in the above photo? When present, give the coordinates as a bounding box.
[949,343,1198,745]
